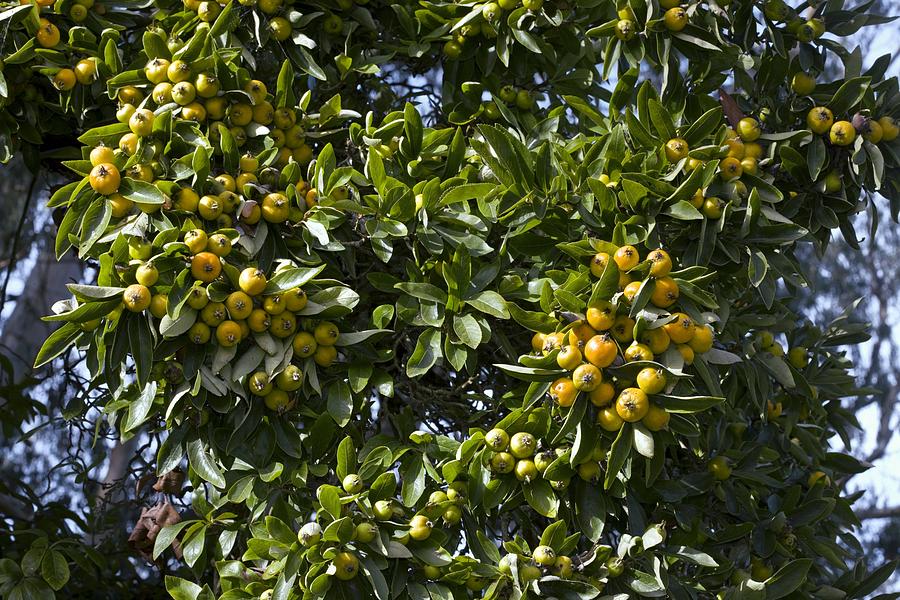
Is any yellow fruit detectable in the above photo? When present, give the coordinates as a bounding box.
[190,252,222,283]
[216,320,242,347]
[648,249,672,277]
[708,456,731,480]
[791,72,816,95]
[688,325,714,353]
[549,377,577,407]
[642,405,670,431]
[248,309,271,332]
[639,327,670,354]
[314,321,340,346]
[808,470,829,487]
[314,344,337,367]
[239,268,268,296]
[52,69,77,91]
[663,7,688,31]
[719,157,743,181]
[624,342,653,362]
[586,302,615,331]
[333,552,358,581]
[829,121,856,146]
[135,263,159,286]
[636,368,666,395]
[807,107,834,135]
[650,276,679,308]
[614,245,640,270]
[123,284,151,312]
[665,138,690,162]
[590,252,610,277]
[36,19,61,47]
[556,344,582,370]
[615,388,649,422]
[611,315,635,343]
[149,294,168,319]
[597,406,624,431]
[863,120,883,144]
[737,117,761,141]
[293,331,317,357]
[664,313,695,344]
[877,116,898,141]
[572,363,602,391]
[89,163,121,195]
[226,291,253,320]
[589,381,615,407]
[584,333,617,368]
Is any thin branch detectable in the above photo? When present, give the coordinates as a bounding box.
[856,506,900,520]
[0,171,39,317]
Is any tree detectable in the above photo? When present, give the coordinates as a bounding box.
[1,0,899,598]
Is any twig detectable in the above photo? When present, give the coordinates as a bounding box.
[0,171,39,317]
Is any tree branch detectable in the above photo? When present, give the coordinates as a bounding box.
[856,506,900,520]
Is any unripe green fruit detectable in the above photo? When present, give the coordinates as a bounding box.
[533,545,556,566]
[355,522,378,543]
[509,431,536,458]
[374,500,394,520]
[298,522,322,546]
[485,428,509,451]
[343,473,364,494]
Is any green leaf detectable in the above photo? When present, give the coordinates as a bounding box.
[263,265,326,294]
[466,291,509,318]
[34,323,81,368]
[494,364,566,382]
[153,521,191,560]
[827,77,870,114]
[764,559,812,599]
[123,381,157,433]
[453,314,482,349]
[395,282,448,305]
[40,550,69,591]
[507,303,559,333]
[522,479,559,518]
[317,485,342,519]
[336,436,357,481]
[589,255,620,307]
[326,381,354,426]
[165,576,202,600]
[648,98,676,141]
[657,394,724,413]
[604,424,633,490]
[848,560,899,599]
[187,438,226,488]
[407,328,441,378]
[400,453,426,507]
[119,178,165,205]
[403,103,423,157]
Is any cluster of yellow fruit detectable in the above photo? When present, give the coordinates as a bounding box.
[762,0,828,42]
[612,2,688,41]
[664,117,766,196]
[292,475,470,586]
[499,544,578,583]
[443,0,544,58]
[484,428,604,491]
[116,244,346,410]
[536,245,715,432]
[51,58,98,91]
[806,107,898,147]
[111,58,315,165]
[87,139,319,228]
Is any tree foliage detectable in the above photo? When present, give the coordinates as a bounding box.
[1,0,900,598]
